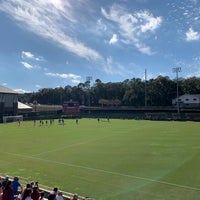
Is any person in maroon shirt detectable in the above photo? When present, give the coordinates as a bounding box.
[2,181,14,200]
[31,186,40,200]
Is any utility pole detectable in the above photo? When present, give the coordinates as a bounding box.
[172,67,181,113]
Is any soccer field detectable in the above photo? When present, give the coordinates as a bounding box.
[0,119,200,200]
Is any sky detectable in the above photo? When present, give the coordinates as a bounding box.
[0,0,200,93]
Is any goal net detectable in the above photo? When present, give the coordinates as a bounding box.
[3,115,23,123]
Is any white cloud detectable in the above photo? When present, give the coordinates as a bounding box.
[172,55,200,78]
[109,34,118,44]
[135,43,154,55]
[14,88,31,93]
[136,11,162,33]
[101,5,162,55]
[96,18,107,32]
[103,57,113,74]
[22,51,34,59]
[184,55,200,77]
[35,84,41,88]
[103,56,131,76]
[21,51,43,61]
[71,79,81,84]
[21,61,33,69]
[45,72,81,83]
[186,27,200,41]
[0,0,102,61]
[190,0,198,4]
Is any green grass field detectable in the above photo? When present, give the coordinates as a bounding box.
[0,119,200,200]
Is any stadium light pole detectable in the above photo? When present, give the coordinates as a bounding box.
[145,69,147,107]
[86,76,92,107]
[86,76,92,117]
[172,67,181,113]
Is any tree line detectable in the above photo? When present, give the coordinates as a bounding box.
[19,76,200,107]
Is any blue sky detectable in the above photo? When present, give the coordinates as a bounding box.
[0,0,200,93]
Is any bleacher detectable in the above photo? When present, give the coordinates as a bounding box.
[0,175,91,200]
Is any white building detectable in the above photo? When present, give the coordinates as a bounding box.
[172,94,200,107]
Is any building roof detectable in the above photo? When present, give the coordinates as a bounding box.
[18,102,32,110]
[0,85,18,94]
[173,94,200,99]
[191,94,200,98]
[179,94,200,98]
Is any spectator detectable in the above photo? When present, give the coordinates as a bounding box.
[0,181,3,200]
[31,186,40,200]
[2,176,9,190]
[55,192,63,200]
[30,182,34,189]
[15,191,22,200]
[70,194,78,200]
[21,188,32,200]
[39,192,45,200]
[2,181,14,200]
[48,188,58,200]
[11,177,23,196]
[20,183,32,200]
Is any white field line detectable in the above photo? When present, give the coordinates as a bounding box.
[5,152,200,192]
[32,135,115,157]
